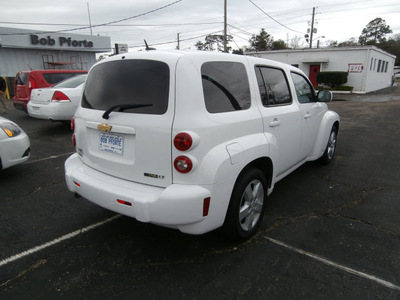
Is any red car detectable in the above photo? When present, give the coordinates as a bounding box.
[13,70,87,112]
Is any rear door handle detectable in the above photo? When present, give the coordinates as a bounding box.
[269,118,281,128]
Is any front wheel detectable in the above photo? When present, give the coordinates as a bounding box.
[222,167,267,241]
[320,127,338,164]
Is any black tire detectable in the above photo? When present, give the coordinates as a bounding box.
[222,167,267,241]
[320,126,338,165]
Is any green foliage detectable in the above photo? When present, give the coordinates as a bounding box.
[359,18,392,45]
[317,85,354,91]
[195,34,233,52]
[271,39,288,50]
[378,34,400,65]
[316,72,348,88]
[248,28,273,51]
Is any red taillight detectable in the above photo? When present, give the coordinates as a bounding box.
[117,199,132,206]
[174,156,193,173]
[29,78,36,89]
[71,117,75,131]
[52,91,70,102]
[72,133,76,147]
[203,197,211,217]
[174,132,193,151]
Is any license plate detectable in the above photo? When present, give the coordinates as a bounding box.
[99,132,124,155]
[32,106,40,114]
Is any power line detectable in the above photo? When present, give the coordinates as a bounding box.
[0,0,183,36]
[0,21,222,28]
[248,0,306,35]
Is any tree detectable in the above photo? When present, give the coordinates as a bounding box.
[327,40,338,47]
[248,28,273,51]
[358,18,392,45]
[195,34,232,52]
[378,34,400,65]
[289,35,303,49]
[338,37,359,47]
[271,39,287,50]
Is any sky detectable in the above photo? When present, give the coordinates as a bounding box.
[2,0,400,53]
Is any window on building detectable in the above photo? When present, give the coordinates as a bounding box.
[377,60,381,73]
[370,58,373,70]
[255,66,292,106]
[381,61,386,73]
[385,61,388,73]
[374,59,376,71]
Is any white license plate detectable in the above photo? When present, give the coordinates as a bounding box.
[99,132,124,155]
[32,106,40,114]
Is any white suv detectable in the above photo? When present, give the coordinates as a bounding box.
[65,51,339,240]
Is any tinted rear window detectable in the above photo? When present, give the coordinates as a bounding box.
[201,62,250,113]
[42,73,83,85]
[54,75,87,88]
[16,73,29,85]
[82,59,169,115]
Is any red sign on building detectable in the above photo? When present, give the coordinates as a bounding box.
[348,63,364,73]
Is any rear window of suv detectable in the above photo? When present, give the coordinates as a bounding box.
[201,62,251,113]
[82,59,169,115]
[42,73,83,85]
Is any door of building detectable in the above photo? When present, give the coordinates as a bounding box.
[309,64,320,87]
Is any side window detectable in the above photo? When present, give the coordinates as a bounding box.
[291,72,315,104]
[255,66,292,106]
[201,62,251,113]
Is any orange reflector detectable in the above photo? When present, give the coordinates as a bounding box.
[203,197,210,217]
[73,181,80,187]
[117,199,132,206]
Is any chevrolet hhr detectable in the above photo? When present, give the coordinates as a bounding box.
[65,51,339,240]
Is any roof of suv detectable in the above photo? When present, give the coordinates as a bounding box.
[97,50,296,73]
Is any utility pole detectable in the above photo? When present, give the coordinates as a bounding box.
[223,0,227,52]
[309,7,315,48]
[87,2,93,35]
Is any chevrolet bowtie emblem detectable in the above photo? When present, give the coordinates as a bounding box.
[97,123,112,132]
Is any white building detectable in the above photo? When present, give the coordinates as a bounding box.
[0,26,111,77]
[247,46,396,93]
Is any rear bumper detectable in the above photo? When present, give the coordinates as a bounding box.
[65,154,213,234]
[13,99,28,112]
[28,101,76,121]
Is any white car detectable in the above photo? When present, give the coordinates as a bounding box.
[28,74,87,121]
[65,51,339,240]
[0,117,30,170]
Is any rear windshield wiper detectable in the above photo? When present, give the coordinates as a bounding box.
[202,75,242,111]
[102,104,153,119]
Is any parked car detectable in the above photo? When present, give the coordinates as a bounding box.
[65,51,340,240]
[0,116,30,170]
[27,74,87,121]
[13,69,87,112]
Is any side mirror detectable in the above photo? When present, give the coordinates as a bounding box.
[317,90,333,102]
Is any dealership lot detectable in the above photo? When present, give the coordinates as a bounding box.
[1,88,400,298]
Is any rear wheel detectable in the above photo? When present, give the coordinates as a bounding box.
[223,167,267,241]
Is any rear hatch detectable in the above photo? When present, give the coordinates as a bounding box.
[75,55,178,187]
[14,72,30,100]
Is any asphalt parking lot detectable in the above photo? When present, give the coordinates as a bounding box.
[1,86,400,299]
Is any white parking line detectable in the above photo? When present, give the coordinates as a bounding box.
[0,215,121,268]
[265,236,400,291]
[22,152,75,165]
